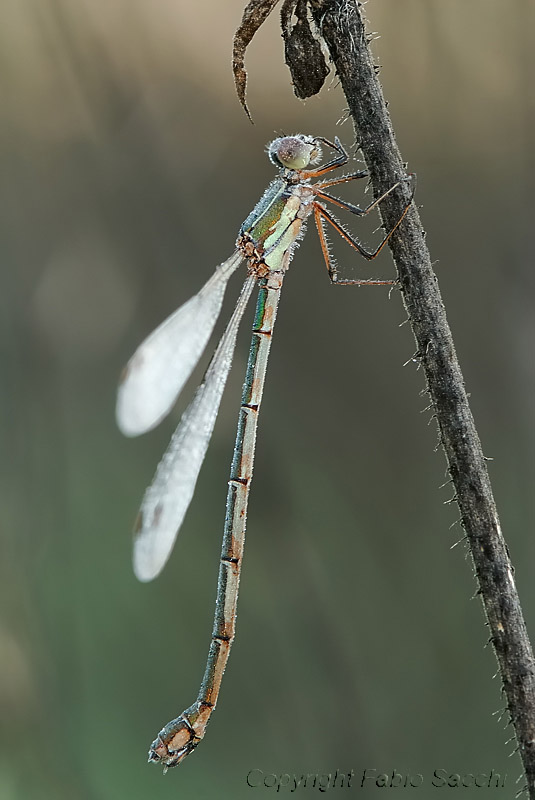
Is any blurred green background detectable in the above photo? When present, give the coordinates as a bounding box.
[1,0,534,797]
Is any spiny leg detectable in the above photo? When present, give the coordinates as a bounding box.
[313,190,412,285]
[297,136,349,179]
[315,175,410,215]
[313,203,392,285]
[314,170,369,192]
[314,190,369,217]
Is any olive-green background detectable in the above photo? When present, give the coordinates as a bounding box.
[1,1,533,797]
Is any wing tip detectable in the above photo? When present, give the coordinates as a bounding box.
[133,545,162,583]
[133,511,168,582]
[116,393,161,437]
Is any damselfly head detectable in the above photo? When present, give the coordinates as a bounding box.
[268,134,322,171]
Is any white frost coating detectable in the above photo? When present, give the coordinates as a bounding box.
[133,275,256,582]
[116,250,243,437]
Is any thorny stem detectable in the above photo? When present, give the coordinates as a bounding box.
[309,0,535,793]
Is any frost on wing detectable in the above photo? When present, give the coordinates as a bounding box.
[116,251,243,437]
[132,276,256,582]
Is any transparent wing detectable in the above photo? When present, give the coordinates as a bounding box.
[133,275,256,582]
[116,250,244,437]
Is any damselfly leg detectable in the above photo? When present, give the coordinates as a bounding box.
[313,170,414,285]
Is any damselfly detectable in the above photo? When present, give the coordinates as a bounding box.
[117,134,413,770]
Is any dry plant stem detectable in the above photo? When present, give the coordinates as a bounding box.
[310,0,535,792]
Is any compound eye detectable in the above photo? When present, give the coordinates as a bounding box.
[268,136,318,170]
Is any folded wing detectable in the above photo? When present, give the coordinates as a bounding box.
[133,275,256,582]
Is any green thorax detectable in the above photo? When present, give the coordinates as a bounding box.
[239,178,291,245]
